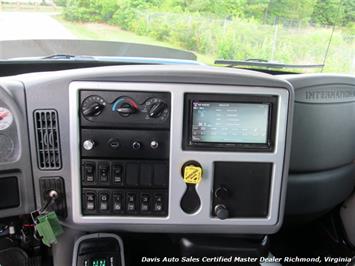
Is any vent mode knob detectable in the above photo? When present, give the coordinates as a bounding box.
[149,102,168,118]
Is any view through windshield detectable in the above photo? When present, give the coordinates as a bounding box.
[0,0,354,73]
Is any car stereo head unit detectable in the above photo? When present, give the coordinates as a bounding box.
[183,93,278,152]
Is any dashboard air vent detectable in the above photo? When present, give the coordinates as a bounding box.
[34,110,62,170]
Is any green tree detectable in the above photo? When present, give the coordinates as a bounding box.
[312,0,343,25]
[267,0,317,22]
[243,0,270,21]
[342,0,355,26]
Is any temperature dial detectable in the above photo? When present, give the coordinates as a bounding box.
[112,97,139,116]
[81,96,106,118]
[0,107,13,130]
[143,98,169,121]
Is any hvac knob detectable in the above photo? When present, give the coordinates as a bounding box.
[82,102,105,117]
[149,102,167,118]
[117,102,139,116]
[214,204,229,220]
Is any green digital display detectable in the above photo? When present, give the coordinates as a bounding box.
[92,258,106,266]
[191,102,269,144]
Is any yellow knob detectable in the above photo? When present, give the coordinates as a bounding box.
[183,165,203,184]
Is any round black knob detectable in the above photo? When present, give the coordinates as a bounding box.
[215,204,229,220]
[117,102,138,116]
[82,102,105,117]
[149,102,167,118]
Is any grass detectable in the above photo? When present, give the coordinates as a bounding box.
[56,16,215,64]
[56,15,354,73]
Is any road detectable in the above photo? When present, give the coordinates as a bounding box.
[0,12,75,40]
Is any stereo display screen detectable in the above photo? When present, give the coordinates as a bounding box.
[191,102,270,144]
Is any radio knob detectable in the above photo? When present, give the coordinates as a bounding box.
[83,139,95,151]
[215,204,229,220]
[149,102,167,118]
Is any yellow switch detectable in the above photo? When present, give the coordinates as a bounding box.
[183,165,203,184]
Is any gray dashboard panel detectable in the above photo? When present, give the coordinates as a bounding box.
[280,73,355,217]
[0,80,35,217]
[70,82,290,233]
[6,65,294,234]
[280,74,355,172]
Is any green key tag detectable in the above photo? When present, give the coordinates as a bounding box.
[35,211,64,247]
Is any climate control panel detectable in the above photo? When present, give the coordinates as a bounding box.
[80,90,170,129]
[79,90,171,217]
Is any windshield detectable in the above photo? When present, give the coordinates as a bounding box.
[0,0,354,73]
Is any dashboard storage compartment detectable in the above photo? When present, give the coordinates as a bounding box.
[212,162,272,218]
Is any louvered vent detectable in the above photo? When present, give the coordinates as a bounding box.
[34,110,62,170]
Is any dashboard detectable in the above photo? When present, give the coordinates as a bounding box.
[0,65,294,234]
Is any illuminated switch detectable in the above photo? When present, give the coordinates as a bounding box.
[86,202,95,210]
[153,194,163,212]
[154,202,163,212]
[99,193,109,211]
[113,193,123,212]
[140,194,150,212]
[126,193,136,212]
[112,165,123,185]
[85,193,95,211]
[84,163,95,182]
[98,163,109,183]
[113,202,122,211]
